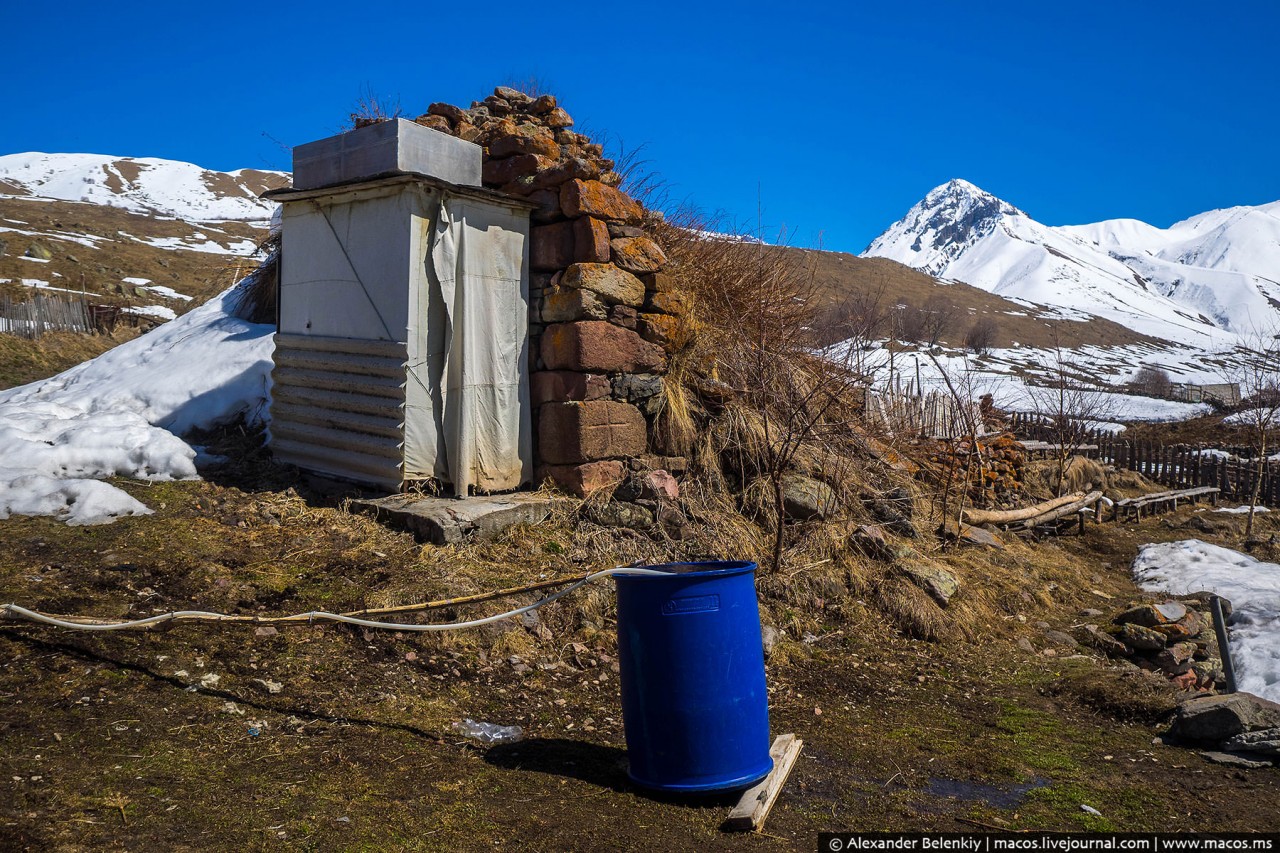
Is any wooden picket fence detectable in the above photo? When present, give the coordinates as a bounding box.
[1007,412,1280,507]
[1,293,94,339]
[865,389,985,439]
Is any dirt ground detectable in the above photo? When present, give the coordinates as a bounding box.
[2,446,1280,851]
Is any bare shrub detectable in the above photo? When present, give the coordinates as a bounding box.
[347,86,401,129]
[1221,328,1280,537]
[1022,347,1118,496]
[1129,365,1173,398]
[652,212,875,573]
[897,295,956,346]
[964,317,998,354]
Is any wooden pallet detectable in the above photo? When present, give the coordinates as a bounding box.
[723,734,803,833]
[1114,486,1220,522]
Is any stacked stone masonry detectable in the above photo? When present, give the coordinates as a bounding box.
[410,87,683,497]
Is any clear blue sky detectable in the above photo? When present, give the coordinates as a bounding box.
[5,1,1277,254]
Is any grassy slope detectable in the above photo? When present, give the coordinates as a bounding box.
[0,196,272,313]
[788,248,1158,351]
[1,444,1277,849]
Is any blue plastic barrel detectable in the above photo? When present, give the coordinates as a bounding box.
[614,560,772,793]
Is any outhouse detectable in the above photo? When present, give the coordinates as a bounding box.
[264,119,534,496]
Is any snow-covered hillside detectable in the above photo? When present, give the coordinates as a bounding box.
[0,152,287,223]
[0,275,275,525]
[864,180,1280,342]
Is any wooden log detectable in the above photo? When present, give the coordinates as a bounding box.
[723,734,803,833]
[1020,491,1103,529]
[961,492,1086,526]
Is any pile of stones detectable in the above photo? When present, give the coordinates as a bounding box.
[410,87,685,500]
[1074,599,1225,692]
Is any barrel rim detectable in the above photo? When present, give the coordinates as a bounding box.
[619,560,758,579]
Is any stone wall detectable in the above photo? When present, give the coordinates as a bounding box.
[411,87,685,497]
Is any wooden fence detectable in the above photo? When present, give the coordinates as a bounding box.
[1006,412,1280,507]
[865,390,985,439]
[1,293,94,338]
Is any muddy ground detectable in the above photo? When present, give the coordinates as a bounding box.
[2,449,1279,851]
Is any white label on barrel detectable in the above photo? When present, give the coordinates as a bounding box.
[661,594,720,615]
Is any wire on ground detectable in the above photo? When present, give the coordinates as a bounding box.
[1,567,669,634]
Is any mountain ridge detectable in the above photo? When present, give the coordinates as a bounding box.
[863,180,1280,342]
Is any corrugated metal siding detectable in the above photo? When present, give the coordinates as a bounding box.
[269,333,407,489]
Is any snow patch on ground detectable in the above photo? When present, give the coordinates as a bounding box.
[0,279,275,525]
[1131,540,1280,702]
[1213,505,1269,515]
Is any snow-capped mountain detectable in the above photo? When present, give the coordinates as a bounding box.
[863,180,1280,342]
[0,152,287,314]
[0,153,286,222]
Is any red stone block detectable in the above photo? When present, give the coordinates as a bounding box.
[539,321,666,373]
[530,371,611,405]
[530,221,575,272]
[538,401,648,465]
[574,216,611,263]
[537,460,625,497]
[560,179,643,223]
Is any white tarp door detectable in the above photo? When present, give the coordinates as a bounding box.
[403,194,531,496]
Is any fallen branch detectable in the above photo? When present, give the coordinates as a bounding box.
[1019,490,1103,529]
[961,492,1085,526]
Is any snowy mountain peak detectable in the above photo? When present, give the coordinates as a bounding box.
[0,152,288,222]
[863,179,1024,277]
[862,181,1280,342]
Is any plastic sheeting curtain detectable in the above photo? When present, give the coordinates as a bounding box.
[418,194,531,496]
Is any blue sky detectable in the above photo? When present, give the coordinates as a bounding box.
[5,1,1277,254]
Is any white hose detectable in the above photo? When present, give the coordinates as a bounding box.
[1,567,671,633]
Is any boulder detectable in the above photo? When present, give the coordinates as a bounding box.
[1153,609,1204,641]
[864,493,917,538]
[1154,642,1199,673]
[427,102,468,123]
[1074,624,1130,657]
[781,474,836,520]
[545,107,574,128]
[573,217,611,264]
[611,373,664,403]
[899,562,960,607]
[611,236,668,275]
[638,313,680,349]
[850,524,897,562]
[616,469,679,502]
[414,114,452,133]
[1170,693,1280,743]
[482,153,553,187]
[532,157,600,189]
[541,286,607,322]
[1118,622,1168,651]
[587,501,653,530]
[938,519,1004,549]
[529,94,557,115]
[560,263,645,307]
[493,86,531,104]
[489,132,560,160]
[560,179,643,223]
[537,460,624,497]
[1222,728,1280,757]
[1044,629,1079,648]
[607,305,638,330]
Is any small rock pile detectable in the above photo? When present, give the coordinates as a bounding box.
[1168,692,1280,768]
[409,87,687,500]
[1074,599,1225,692]
[930,433,1025,508]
